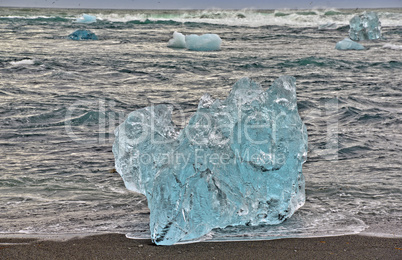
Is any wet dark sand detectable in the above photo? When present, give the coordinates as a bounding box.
[0,234,401,259]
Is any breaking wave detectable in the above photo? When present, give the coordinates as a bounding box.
[1,8,401,27]
[94,9,402,27]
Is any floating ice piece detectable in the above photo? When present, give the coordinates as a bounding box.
[349,11,381,41]
[318,22,337,30]
[75,14,97,23]
[113,76,308,245]
[335,38,365,50]
[10,59,35,66]
[68,30,98,41]
[167,31,186,48]
[167,32,222,51]
[185,34,222,51]
[383,43,402,50]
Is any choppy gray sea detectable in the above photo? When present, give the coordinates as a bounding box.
[0,7,401,241]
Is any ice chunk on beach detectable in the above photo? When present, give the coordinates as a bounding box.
[113,76,308,245]
[167,31,186,48]
[75,14,97,23]
[185,34,222,51]
[335,38,365,50]
[349,11,381,41]
[68,30,98,41]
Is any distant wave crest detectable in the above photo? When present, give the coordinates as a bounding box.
[2,8,401,27]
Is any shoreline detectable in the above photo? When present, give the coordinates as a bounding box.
[1,230,401,242]
[1,234,401,259]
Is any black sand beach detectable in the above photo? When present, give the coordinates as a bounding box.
[1,234,401,259]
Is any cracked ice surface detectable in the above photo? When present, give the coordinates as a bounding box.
[113,76,308,245]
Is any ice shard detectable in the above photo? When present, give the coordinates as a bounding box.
[113,76,308,245]
[335,38,365,50]
[68,30,98,41]
[349,11,382,41]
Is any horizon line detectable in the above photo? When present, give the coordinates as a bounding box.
[0,6,401,11]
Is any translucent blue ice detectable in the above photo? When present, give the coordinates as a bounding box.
[75,14,97,23]
[113,76,308,245]
[68,30,98,41]
[335,38,365,50]
[349,11,382,41]
[167,31,186,48]
[185,34,222,51]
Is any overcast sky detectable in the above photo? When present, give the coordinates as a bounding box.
[0,0,401,9]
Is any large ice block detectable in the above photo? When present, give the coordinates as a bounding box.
[349,11,381,41]
[113,76,308,245]
[335,38,365,50]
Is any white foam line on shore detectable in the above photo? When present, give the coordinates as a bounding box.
[359,232,402,239]
[0,243,31,245]
[0,232,126,241]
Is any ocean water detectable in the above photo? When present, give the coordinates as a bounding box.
[0,7,401,241]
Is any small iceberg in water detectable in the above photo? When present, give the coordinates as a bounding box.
[383,43,402,50]
[68,30,98,41]
[10,59,35,66]
[186,34,222,51]
[167,31,222,51]
[335,38,365,50]
[75,14,97,24]
[349,11,381,41]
